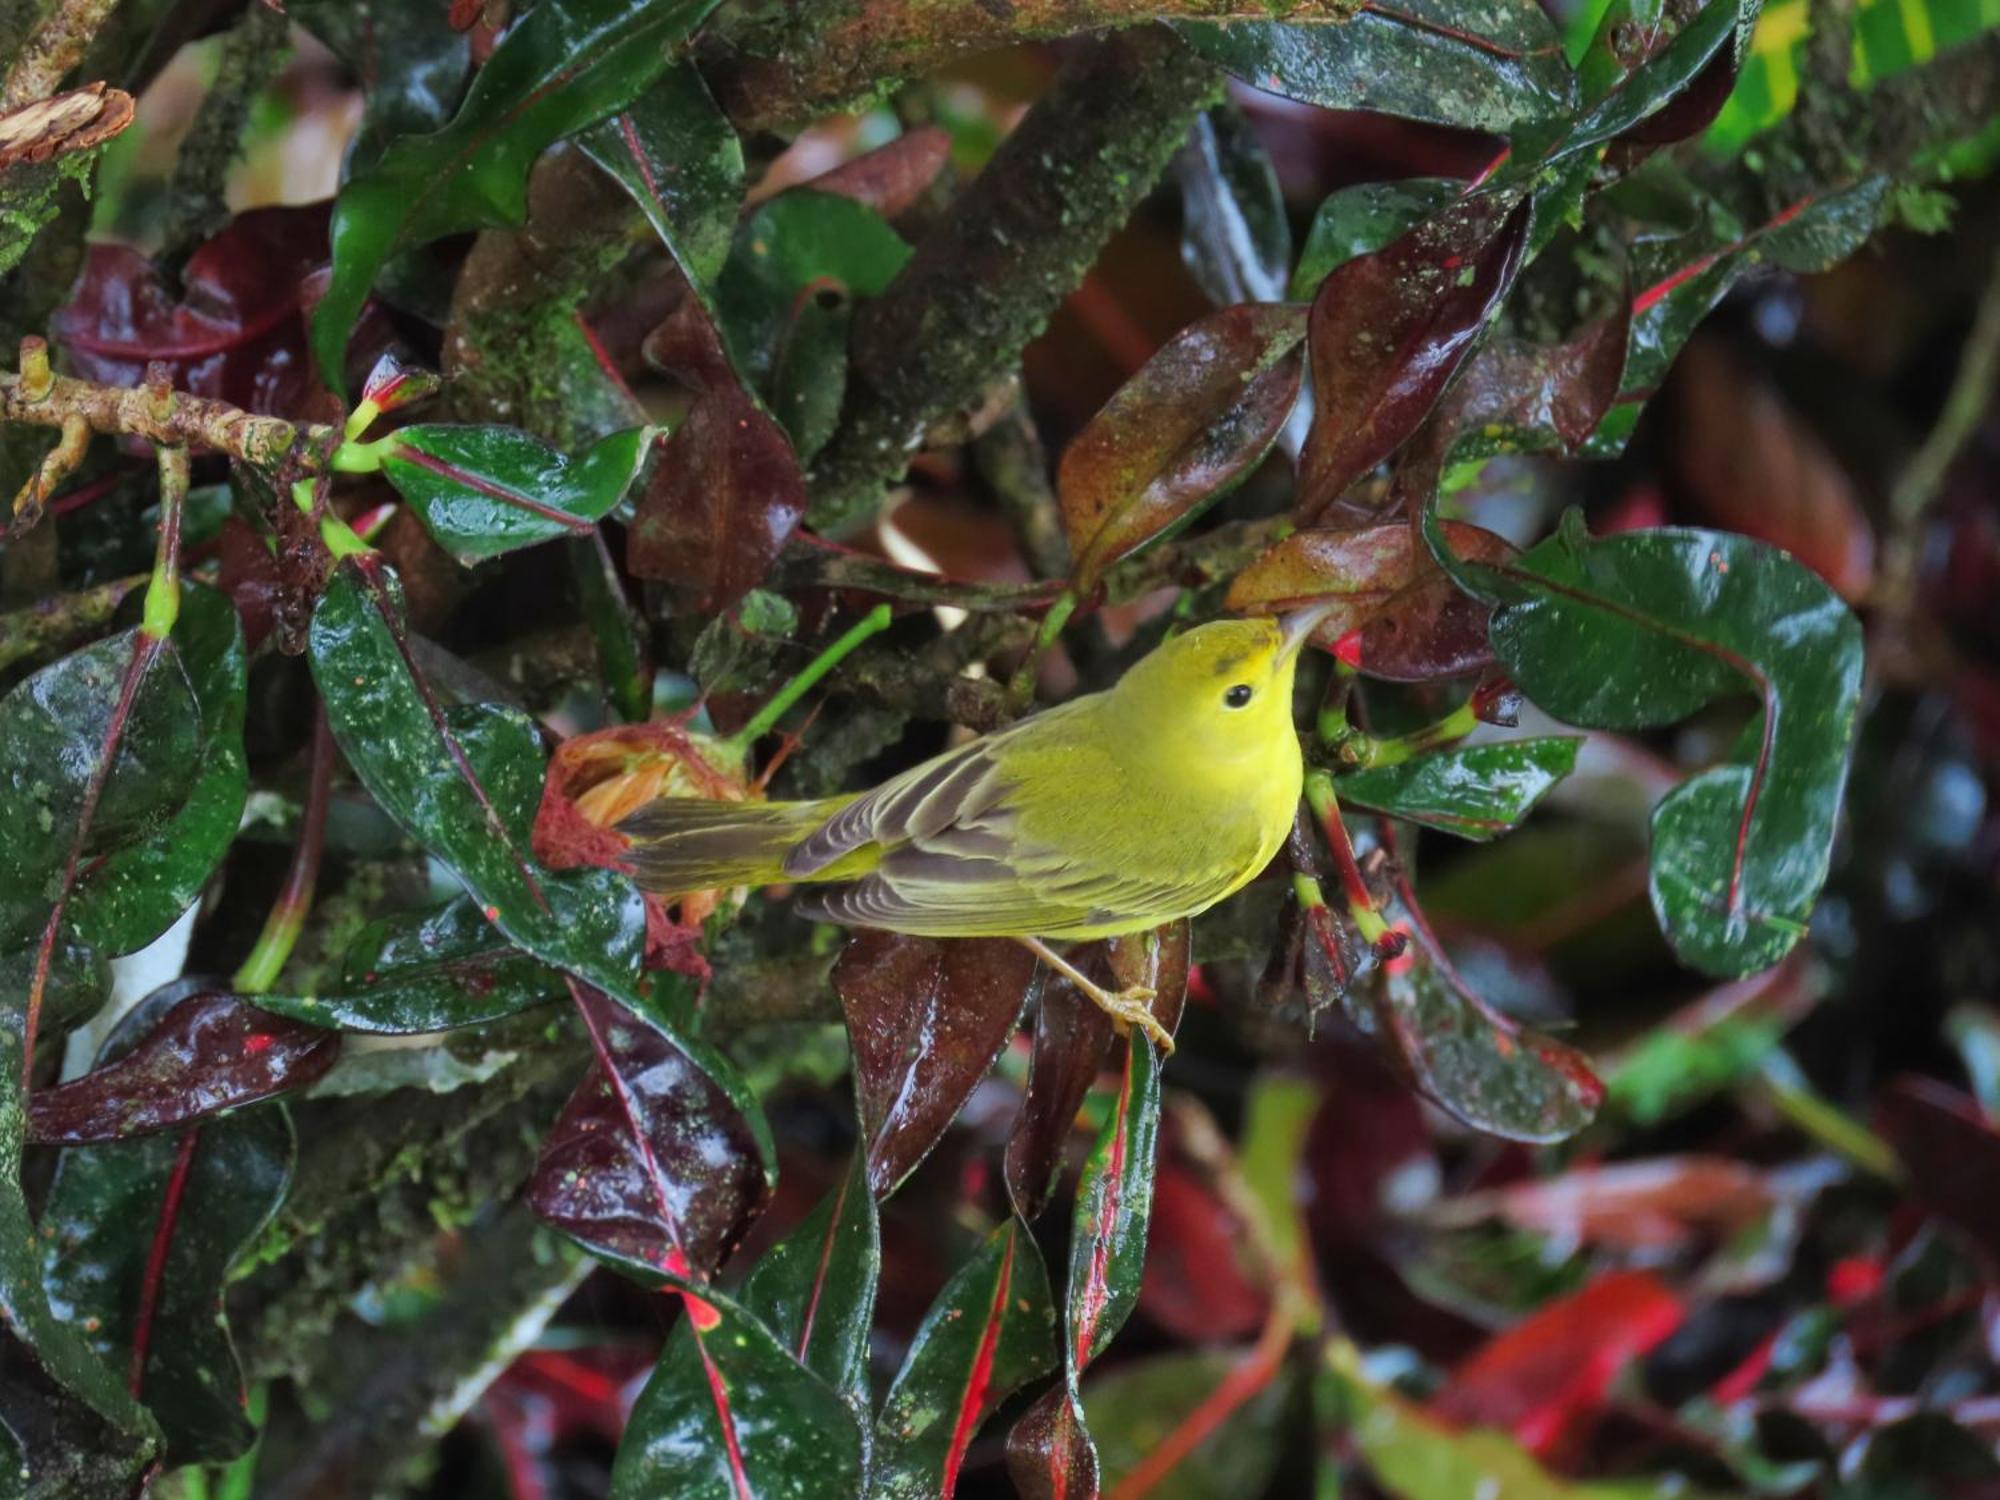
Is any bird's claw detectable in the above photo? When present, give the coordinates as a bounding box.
[1090,982,1174,1057]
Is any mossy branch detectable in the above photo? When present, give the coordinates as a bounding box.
[805,27,1224,537]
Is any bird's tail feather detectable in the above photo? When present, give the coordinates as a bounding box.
[617,797,845,894]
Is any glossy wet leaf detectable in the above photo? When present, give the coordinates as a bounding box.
[1226,521,1517,682]
[714,190,911,391]
[1296,194,1533,521]
[1876,1076,2000,1262]
[1432,1271,1685,1459]
[1433,511,1865,976]
[581,60,742,288]
[1007,1385,1098,1500]
[0,631,200,949]
[311,0,722,390]
[1565,0,1757,156]
[379,424,649,565]
[1059,303,1306,591]
[1431,308,1633,461]
[529,982,772,1284]
[874,1217,1057,1499]
[66,585,248,957]
[309,560,656,1001]
[804,126,952,221]
[612,1280,866,1499]
[1177,105,1291,307]
[1005,962,1118,1224]
[629,385,807,611]
[770,283,851,464]
[832,931,1041,1199]
[250,896,567,1034]
[0,1026,159,1488]
[1291,178,1458,301]
[287,0,470,166]
[1086,1348,1292,1500]
[1338,738,1580,841]
[53,204,331,415]
[41,1028,291,1463]
[735,1153,878,1401]
[1177,2,1577,137]
[29,990,336,1143]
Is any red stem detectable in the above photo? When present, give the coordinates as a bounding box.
[129,1127,201,1396]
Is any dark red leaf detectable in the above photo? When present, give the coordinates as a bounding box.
[1006,1385,1098,1500]
[28,992,338,1144]
[1059,303,1306,591]
[1430,1156,1778,1251]
[528,984,772,1283]
[1226,521,1517,682]
[1614,25,1742,147]
[1005,958,1118,1224]
[1306,1041,1437,1250]
[1296,194,1531,521]
[1432,1270,1685,1462]
[1434,303,1632,457]
[215,517,283,654]
[805,126,952,220]
[833,931,1040,1199]
[628,386,807,613]
[1876,1076,2000,1263]
[52,204,332,416]
[1670,338,1875,602]
[1137,1150,1269,1342]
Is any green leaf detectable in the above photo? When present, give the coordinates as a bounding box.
[612,1283,866,1500]
[1337,738,1581,841]
[0,631,199,950]
[715,191,911,391]
[307,564,653,1003]
[1177,3,1577,137]
[249,895,573,1034]
[874,1218,1057,1498]
[286,0,470,168]
[736,1154,878,1404]
[0,1022,159,1488]
[1085,1348,1293,1500]
[41,1107,291,1464]
[378,424,649,565]
[311,0,723,391]
[580,60,743,287]
[1433,511,1864,977]
[1290,178,1457,301]
[67,585,247,955]
[1177,104,1292,307]
[770,285,851,464]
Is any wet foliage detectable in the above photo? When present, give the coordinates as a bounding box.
[1,0,1999,1496]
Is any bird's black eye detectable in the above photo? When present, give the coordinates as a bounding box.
[1224,683,1254,708]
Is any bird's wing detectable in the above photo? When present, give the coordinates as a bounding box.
[782,704,1076,879]
[787,703,1240,937]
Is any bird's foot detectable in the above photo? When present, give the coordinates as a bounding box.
[1084,981,1174,1057]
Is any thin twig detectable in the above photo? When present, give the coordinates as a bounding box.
[1,0,119,109]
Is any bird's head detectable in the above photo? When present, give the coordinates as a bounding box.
[1109,605,1334,764]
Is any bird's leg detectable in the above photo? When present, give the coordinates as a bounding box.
[1017,936,1175,1056]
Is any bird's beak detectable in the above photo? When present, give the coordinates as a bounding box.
[1277,602,1339,665]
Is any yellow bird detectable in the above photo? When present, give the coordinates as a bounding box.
[619,606,1333,1052]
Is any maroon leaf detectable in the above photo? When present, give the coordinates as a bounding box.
[1614,25,1743,147]
[1430,1156,1778,1251]
[1305,1041,1437,1251]
[1670,337,1875,602]
[52,204,332,416]
[1059,303,1306,591]
[1435,303,1632,457]
[28,991,338,1144]
[831,931,1040,1199]
[1005,961,1117,1224]
[1137,1149,1269,1343]
[805,126,952,220]
[528,984,772,1284]
[1006,1385,1098,1500]
[215,516,285,654]
[1431,1270,1684,1463]
[1296,194,1531,521]
[1226,521,1517,682]
[1876,1075,2000,1263]
[627,386,807,613]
